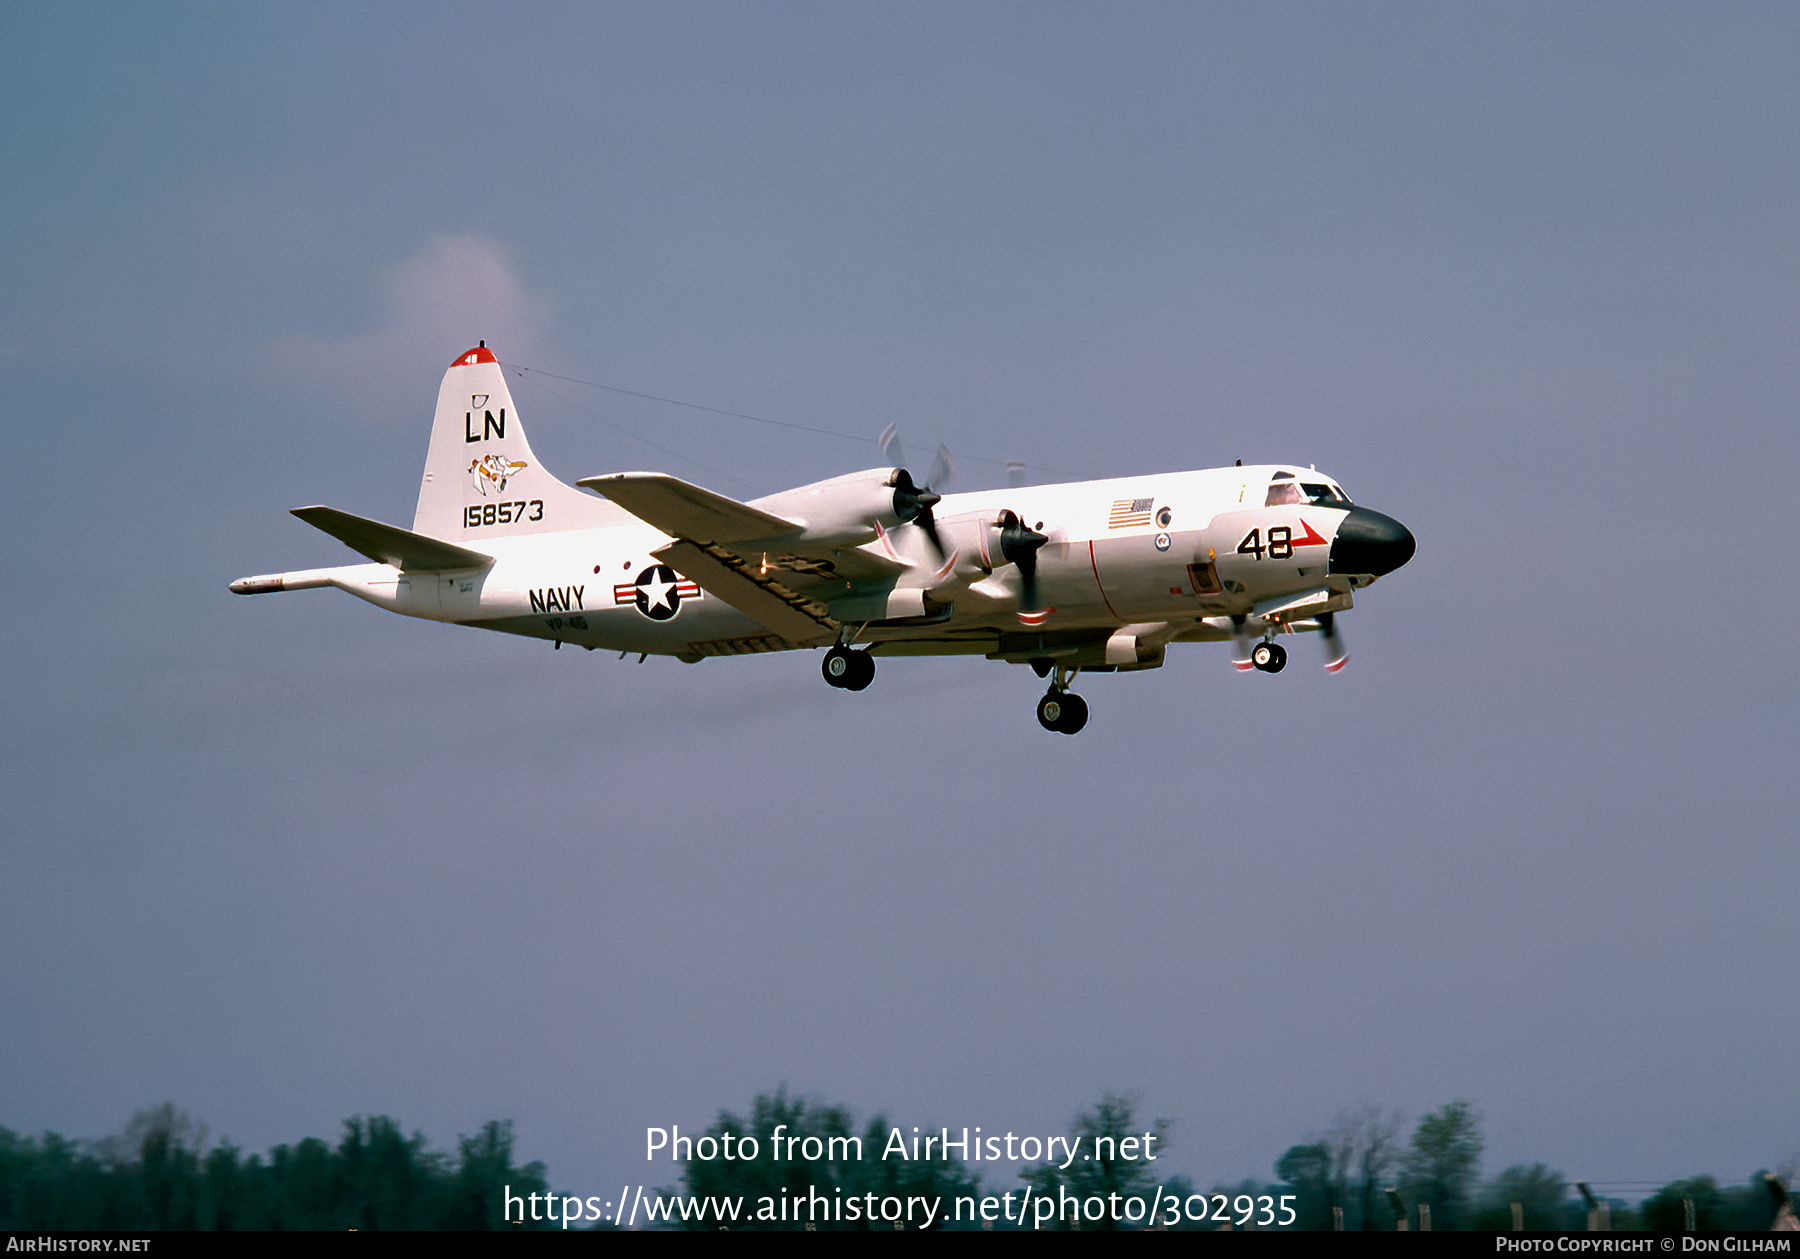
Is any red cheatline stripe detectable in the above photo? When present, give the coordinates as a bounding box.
[1086,540,1123,620]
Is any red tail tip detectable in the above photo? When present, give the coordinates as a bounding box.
[454,345,498,367]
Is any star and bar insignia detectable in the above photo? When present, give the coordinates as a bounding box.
[614,564,702,620]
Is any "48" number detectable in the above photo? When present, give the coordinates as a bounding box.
[1237,527,1292,560]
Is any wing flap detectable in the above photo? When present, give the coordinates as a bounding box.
[291,506,493,571]
[654,538,837,645]
[751,544,909,584]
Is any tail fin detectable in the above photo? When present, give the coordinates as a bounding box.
[413,344,622,539]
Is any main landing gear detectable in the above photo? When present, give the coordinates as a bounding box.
[824,642,1089,733]
[1037,689,1088,735]
[1036,664,1089,735]
[821,644,875,691]
[1250,640,1287,674]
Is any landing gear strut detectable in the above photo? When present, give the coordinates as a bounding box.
[1036,664,1088,735]
[1251,640,1288,674]
[821,644,875,691]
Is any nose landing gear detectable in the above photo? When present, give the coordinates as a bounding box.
[1250,640,1287,673]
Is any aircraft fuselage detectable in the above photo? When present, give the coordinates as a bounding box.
[232,344,1415,731]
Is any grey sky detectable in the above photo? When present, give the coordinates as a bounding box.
[2,1,1796,1202]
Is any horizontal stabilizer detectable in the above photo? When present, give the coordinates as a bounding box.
[292,506,492,571]
[578,473,801,544]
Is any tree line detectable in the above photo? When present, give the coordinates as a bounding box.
[3,1094,1791,1229]
[668,1091,1795,1232]
[1266,1100,1791,1232]
[0,1104,551,1230]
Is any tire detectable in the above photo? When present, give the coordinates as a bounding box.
[1054,692,1088,734]
[1264,642,1287,673]
[843,650,875,691]
[822,646,854,687]
[1038,690,1088,734]
[1252,642,1275,670]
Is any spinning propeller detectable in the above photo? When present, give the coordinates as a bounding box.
[876,427,1063,617]
[890,468,946,560]
[996,509,1048,611]
[877,427,956,493]
[1318,611,1349,673]
[880,426,956,561]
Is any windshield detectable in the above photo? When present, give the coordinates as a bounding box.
[1265,474,1350,507]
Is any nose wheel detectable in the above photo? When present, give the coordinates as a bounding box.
[1251,641,1287,673]
[822,644,875,691]
[1037,688,1088,735]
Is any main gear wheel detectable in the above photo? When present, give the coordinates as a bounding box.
[1036,689,1089,734]
[822,645,875,691]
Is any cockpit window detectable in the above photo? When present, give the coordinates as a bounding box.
[1264,481,1304,506]
[1300,482,1349,504]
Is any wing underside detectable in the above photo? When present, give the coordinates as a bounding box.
[581,472,918,643]
[653,538,837,645]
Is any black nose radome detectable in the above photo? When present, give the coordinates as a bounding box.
[1328,507,1416,577]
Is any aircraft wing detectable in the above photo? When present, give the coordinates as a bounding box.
[577,473,800,543]
[291,506,493,571]
[579,472,907,582]
[652,538,837,645]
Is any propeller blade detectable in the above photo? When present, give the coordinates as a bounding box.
[997,509,1047,611]
[878,423,905,470]
[892,468,947,561]
[1319,611,1348,673]
[1006,459,1027,488]
[911,503,946,561]
[880,428,952,494]
[1017,551,1039,611]
[927,443,956,493]
[1231,614,1255,671]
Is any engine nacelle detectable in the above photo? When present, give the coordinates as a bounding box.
[1104,628,1167,670]
[750,467,932,548]
[933,508,1038,574]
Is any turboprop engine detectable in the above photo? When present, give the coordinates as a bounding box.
[751,467,942,550]
[919,507,1050,615]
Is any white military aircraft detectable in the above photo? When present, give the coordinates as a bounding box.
[232,344,1414,733]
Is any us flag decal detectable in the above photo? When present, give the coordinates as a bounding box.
[1109,497,1156,528]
